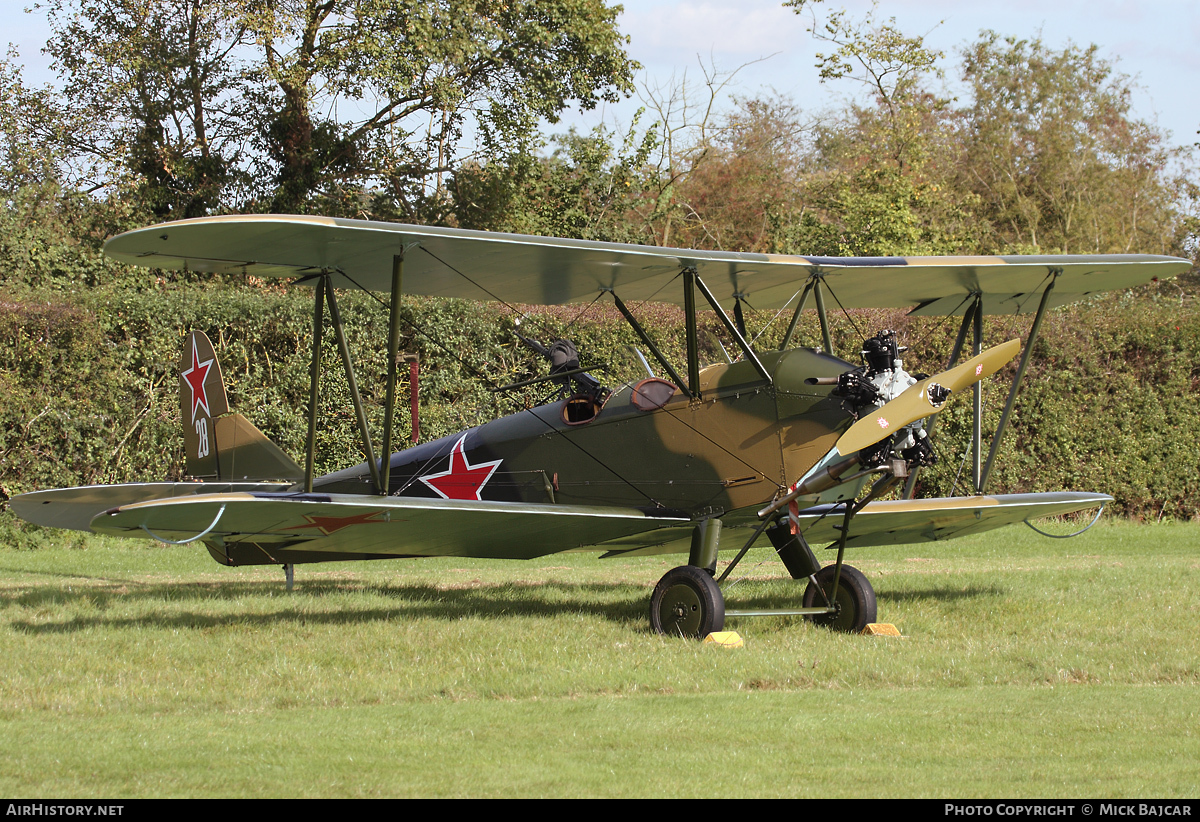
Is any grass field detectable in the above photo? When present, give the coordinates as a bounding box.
[1,521,1197,797]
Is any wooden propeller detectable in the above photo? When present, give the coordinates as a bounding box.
[835,338,1021,456]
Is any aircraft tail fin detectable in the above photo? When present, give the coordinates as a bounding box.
[180,331,303,482]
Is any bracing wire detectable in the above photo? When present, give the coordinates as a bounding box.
[750,288,803,347]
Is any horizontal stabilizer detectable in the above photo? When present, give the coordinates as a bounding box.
[8,482,295,532]
[212,414,304,481]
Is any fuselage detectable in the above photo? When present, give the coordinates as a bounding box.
[314,347,856,523]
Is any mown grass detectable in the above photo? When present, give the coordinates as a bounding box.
[0,521,1197,797]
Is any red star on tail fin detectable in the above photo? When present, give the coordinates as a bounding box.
[181,338,213,423]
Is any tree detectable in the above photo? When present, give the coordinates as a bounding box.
[957,32,1195,256]
[0,49,68,193]
[38,0,255,217]
[663,94,811,253]
[768,0,979,256]
[28,0,638,219]
[787,0,945,171]
[449,118,657,243]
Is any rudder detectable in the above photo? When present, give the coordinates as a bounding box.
[179,331,303,482]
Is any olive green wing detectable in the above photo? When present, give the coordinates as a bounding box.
[792,492,1112,548]
[103,215,1189,314]
[89,492,692,561]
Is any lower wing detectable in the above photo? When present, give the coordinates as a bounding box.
[596,491,1112,557]
[88,492,692,563]
[793,491,1112,547]
[44,486,1109,564]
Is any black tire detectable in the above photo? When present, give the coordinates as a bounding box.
[649,565,725,638]
[802,564,877,633]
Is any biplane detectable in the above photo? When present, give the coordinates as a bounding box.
[10,215,1190,637]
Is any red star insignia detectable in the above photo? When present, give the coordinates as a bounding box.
[181,337,213,423]
[418,434,503,501]
[287,509,389,536]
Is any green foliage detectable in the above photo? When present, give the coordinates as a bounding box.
[35,0,255,216]
[790,0,944,109]
[4,234,1199,523]
[774,161,979,256]
[651,3,1198,263]
[661,95,813,253]
[450,119,658,243]
[2,2,1199,530]
[0,50,66,191]
[23,0,638,218]
[957,32,1194,256]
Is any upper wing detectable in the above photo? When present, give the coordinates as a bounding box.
[103,214,1190,314]
[89,491,692,561]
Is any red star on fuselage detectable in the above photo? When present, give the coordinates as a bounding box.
[418,434,503,501]
[181,338,213,422]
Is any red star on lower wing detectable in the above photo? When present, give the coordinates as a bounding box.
[181,337,213,422]
[418,434,503,501]
[287,509,389,536]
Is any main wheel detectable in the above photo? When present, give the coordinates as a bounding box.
[802,564,877,633]
[649,565,725,638]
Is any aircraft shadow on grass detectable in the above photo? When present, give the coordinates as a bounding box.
[5,576,1008,635]
[6,578,655,634]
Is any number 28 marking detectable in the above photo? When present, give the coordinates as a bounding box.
[195,418,209,458]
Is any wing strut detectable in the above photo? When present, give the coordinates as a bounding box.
[304,276,326,492]
[303,267,398,496]
[813,274,834,356]
[972,291,984,490]
[683,269,701,394]
[980,269,1060,491]
[902,295,978,498]
[693,273,772,386]
[902,270,1061,498]
[326,275,382,493]
[779,279,815,350]
[611,268,775,402]
[608,289,692,398]
[379,253,405,496]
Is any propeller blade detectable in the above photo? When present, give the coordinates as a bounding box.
[835,338,1021,456]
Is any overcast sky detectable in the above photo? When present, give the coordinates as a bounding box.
[6,0,1199,146]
